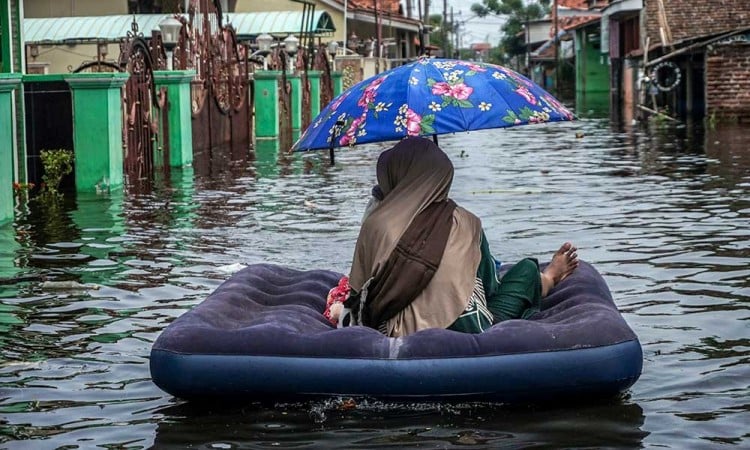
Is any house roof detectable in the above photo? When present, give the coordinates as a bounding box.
[470,42,492,51]
[24,11,336,44]
[559,15,601,32]
[348,0,401,14]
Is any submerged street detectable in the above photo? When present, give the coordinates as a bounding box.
[1,119,749,448]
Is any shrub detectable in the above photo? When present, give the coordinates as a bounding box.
[40,149,74,194]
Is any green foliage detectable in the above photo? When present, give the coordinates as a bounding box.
[40,149,74,195]
[707,111,717,130]
[428,13,455,57]
[471,0,551,62]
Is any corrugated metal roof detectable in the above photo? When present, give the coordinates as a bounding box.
[24,11,335,43]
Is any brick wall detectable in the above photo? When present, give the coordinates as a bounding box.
[706,43,750,123]
[645,0,750,45]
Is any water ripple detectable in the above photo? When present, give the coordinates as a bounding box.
[0,120,748,448]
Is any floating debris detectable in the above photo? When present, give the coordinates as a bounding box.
[41,281,99,290]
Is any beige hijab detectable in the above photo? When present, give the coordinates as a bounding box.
[349,137,482,337]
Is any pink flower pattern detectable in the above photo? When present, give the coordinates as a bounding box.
[431,82,452,96]
[515,86,537,105]
[459,62,486,72]
[449,83,473,100]
[315,59,573,149]
[339,114,367,146]
[357,76,386,107]
[405,109,422,136]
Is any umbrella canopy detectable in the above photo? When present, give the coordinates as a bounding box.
[292,57,575,152]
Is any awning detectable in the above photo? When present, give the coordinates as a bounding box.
[24,11,336,44]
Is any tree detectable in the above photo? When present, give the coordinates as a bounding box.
[427,13,454,58]
[471,0,550,65]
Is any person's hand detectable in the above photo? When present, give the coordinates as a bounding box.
[323,276,350,326]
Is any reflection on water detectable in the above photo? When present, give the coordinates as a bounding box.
[152,400,647,449]
[1,121,748,449]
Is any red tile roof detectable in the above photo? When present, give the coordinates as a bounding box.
[348,0,401,14]
[558,0,589,8]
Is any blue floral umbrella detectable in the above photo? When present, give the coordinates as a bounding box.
[292,57,575,155]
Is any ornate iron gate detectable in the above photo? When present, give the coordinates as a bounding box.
[314,44,334,112]
[296,51,312,130]
[268,48,293,150]
[174,0,251,161]
[119,23,165,182]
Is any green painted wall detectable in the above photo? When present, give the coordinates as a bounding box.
[332,72,343,97]
[254,71,281,139]
[1,0,22,73]
[0,74,21,225]
[575,26,610,116]
[308,71,321,120]
[2,1,26,186]
[65,73,129,192]
[288,74,301,132]
[1,1,11,73]
[154,70,195,167]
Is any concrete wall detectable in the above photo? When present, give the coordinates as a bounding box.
[24,0,128,18]
[706,43,750,123]
[26,43,123,74]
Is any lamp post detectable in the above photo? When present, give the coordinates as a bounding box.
[284,34,299,72]
[97,41,109,62]
[327,40,339,71]
[255,33,273,70]
[158,16,182,70]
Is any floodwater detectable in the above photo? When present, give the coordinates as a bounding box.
[1,118,749,449]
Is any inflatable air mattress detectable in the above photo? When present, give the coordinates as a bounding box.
[150,261,642,402]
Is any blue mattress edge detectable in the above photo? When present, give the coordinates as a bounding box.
[150,338,643,402]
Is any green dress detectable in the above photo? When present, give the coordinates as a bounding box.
[448,231,542,333]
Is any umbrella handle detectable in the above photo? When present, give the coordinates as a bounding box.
[432,134,438,146]
[329,120,345,166]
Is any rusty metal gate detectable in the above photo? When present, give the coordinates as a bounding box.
[313,44,335,114]
[267,48,293,150]
[174,0,251,162]
[296,51,312,130]
[119,23,166,182]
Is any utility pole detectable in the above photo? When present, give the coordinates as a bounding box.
[525,2,530,76]
[553,0,559,95]
[417,0,424,55]
[374,0,382,70]
[442,0,448,57]
[451,7,456,58]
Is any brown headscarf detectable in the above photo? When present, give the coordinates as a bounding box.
[349,137,482,337]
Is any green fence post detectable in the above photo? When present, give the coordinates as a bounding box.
[332,72,343,97]
[308,70,321,119]
[288,73,301,133]
[154,70,196,167]
[254,71,281,139]
[65,72,129,193]
[0,74,22,225]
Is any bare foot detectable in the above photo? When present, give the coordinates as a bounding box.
[541,242,579,297]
